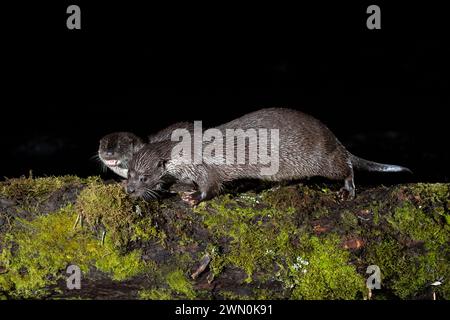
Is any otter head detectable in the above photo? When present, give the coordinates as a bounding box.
[125,144,170,199]
[98,132,145,176]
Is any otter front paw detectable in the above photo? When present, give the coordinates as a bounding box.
[181,191,203,206]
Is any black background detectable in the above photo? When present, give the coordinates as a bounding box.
[2,2,449,184]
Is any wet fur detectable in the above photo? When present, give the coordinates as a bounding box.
[127,108,411,203]
[98,122,194,178]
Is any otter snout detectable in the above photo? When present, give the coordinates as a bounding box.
[125,168,164,200]
[124,173,148,198]
[126,185,135,194]
[125,179,142,197]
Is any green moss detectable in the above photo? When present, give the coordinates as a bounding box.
[236,192,262,206]
[198,193,365,299]
[365,238,406,293]
[0,175,95,217]
[139,288,172,300]
[311,208,330,219]
[131,216,165,243]
[445,214,450,226]
[207,245,225,278]
[220,291,252,300]
[75,180,162,248]
[2,176,449,300]
[409,183,449,204]
[285,235,365,300]
[197,194,297,283]
[0,205,147,298]
[95,245,145,281]
[398,184,450,228]
[365,186,450,299]
[372,203,381,225]
[166,269,196,299]
[261,186,304,211]
[387,203,447,250]
[392,250,450,299]
[137,256,200,300]
[340,210,358,230]
[365,233,450,299]
[0,175,88,199]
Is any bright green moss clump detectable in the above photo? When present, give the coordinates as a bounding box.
[366,238,450,299]
[0,176,166,299]
[75,180,162,248]
[197,194,297,283]
[166,269,196,299]
[0,205,147,298]
[138,264,198,300]
[197,193,365,299]
[387,203,447,250]
[139,288,173,300]
[288,235,365,300]
[0,175,86,199]
[364,184,450,299]
[0,175,94,217]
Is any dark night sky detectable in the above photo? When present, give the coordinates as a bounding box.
[2,2,449,182]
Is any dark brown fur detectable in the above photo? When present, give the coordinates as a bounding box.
[98,132,145,178]
[126,108,411,204]
[98,122,194,178]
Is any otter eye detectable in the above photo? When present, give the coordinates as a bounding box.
[139,176,149,183]
[157,159,166,169]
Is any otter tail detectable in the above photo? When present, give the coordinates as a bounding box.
[350,154,412,174]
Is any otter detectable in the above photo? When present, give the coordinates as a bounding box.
[98,132,145,178]
[98,122,193,178]
[125,108,411,204]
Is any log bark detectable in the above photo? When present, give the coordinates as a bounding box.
[0,176,449,300]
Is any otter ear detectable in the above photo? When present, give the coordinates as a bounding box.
[157,159,167,170]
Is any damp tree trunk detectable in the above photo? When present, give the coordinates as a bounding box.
[0,176,449,300]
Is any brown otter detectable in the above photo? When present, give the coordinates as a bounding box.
[125,108,411,204]
[98,132,145,178]
[98,122,194,178]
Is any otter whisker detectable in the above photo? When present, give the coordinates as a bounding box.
[142,191,151,201]
[143,189,158,201]
[143,189,154,198]
[145,188,160,199]
[90,153,101,161]
[142,193,152,201]
[91,153,109,173]
[148,189,159,199]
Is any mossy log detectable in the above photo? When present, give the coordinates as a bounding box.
[0,176,449,300]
